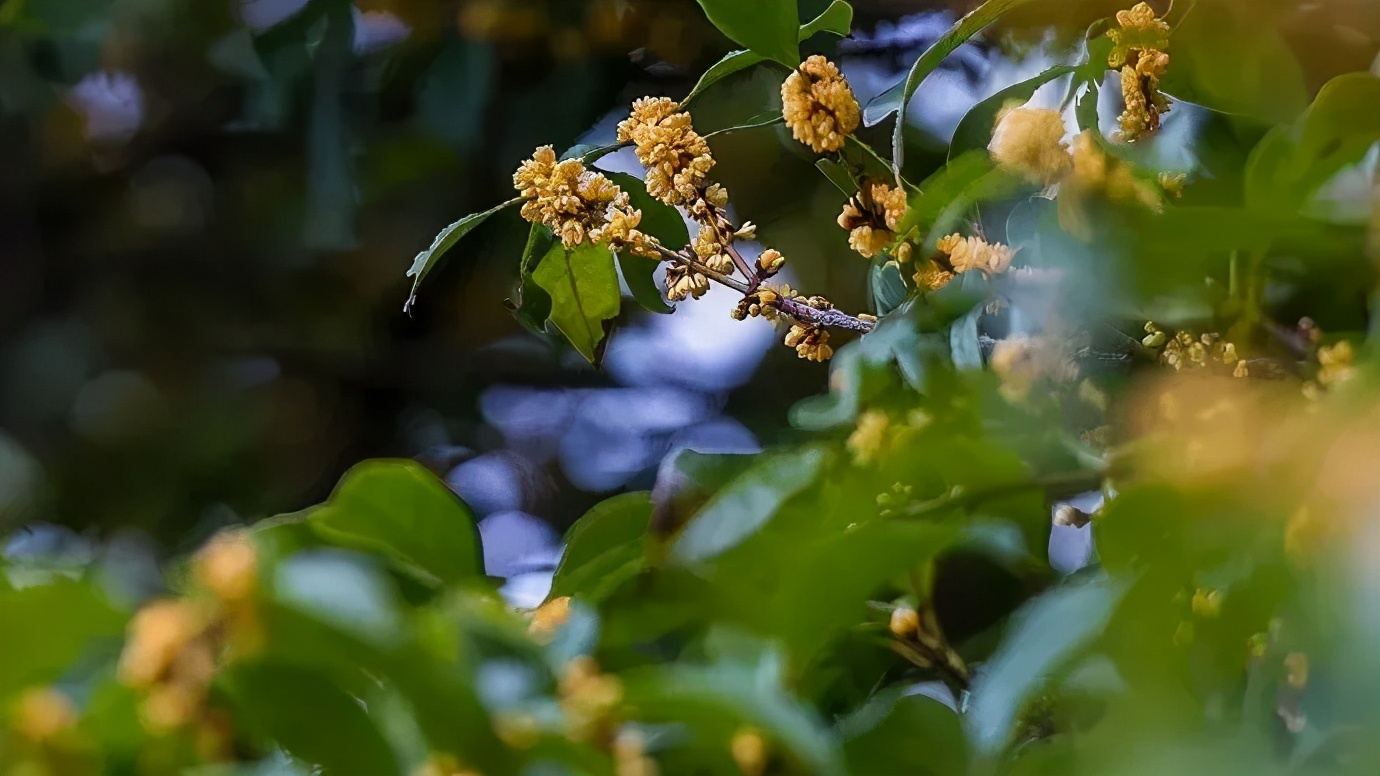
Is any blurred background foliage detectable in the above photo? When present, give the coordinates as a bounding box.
[4,0,1380,773]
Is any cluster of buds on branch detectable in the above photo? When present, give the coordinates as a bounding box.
[512,68,881,362]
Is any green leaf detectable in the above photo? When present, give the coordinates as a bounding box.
[695,0,801,67]
[683,51,767,106]
[798,0,853,41]
[550,492,653,600]
[404,197,523,312]
[844,692,968,776]
[308,459,484,587]
[222,661,400,776]
[965,575,1128,754]
[870,258,909,316]
[670,447,827,563]
[617,253,673,315]
[949,305,983,370]
[508,224,555,334]
[683,1,850,105]
[861,0,1038,180]
[532,241,622,364]
[816,158,859,195]
[0,579,122,697]
[1245,73,1380,212]
[1075,79,1101,134]
[621,652,846,776]
[949,65,1075,161]
[893,150,997,242]
[600,170,682,315]
[703,112,786,139]
[1157,1,1308,124]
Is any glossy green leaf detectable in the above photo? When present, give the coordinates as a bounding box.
[861,0,1038,180]
[798,0,853,41]
[1245,73,1380,212]
[870,258,909,316]
[695,0,800,67]
[949,305,983,370]
[508,223,555,334]
[308,460,484,586]
[222,661,400,776]
[0,579,122,697]
[621,654,846,776]
[966,575,1128,754]
[703,113,785,139]
[550,492,652,600]
[670,447,827,563]
[1157,1,1307,124]
[617,253,672,315]
[605,171,688,248]
[844,692,968,776]
[532,241,622,364]
[404,197,523,311]
[950,65,1074,161]
[816,158,859,195]
[683,51,767,106]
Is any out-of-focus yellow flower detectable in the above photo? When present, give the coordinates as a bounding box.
[730,727,768,776]
[1059,131,1164,236]
[781,55,860,154]
[528,596,571,644]
[559,656,623,742]
[414,753,483,776]
[12,687,77,742]
[193,529,258,605]
[847,410,891,465]
[888,607,920,638]
[989,106,1071,185]
[617,98,716,208]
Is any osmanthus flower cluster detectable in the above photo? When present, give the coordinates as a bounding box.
[1107,2,1173,141]
[115,529,260,755]
[511,80,878,362]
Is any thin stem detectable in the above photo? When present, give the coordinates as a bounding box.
[900,468,1105,519]
[650,243,876,333]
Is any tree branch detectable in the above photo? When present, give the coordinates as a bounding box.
[651,244,876,333]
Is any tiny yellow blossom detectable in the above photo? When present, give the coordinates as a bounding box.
[784,323,832,362]
[888,607,920,638]
[1316,341,1356,389]
[989,106,1071,185]
[693,226,736,274]
[936,233,1016,275]
[913,259,955,292]
[1117,51,1171,142]
[781,55,860,153]
[666,264,709,302]
[838,181,908,259]
[1107,2,1171,69]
